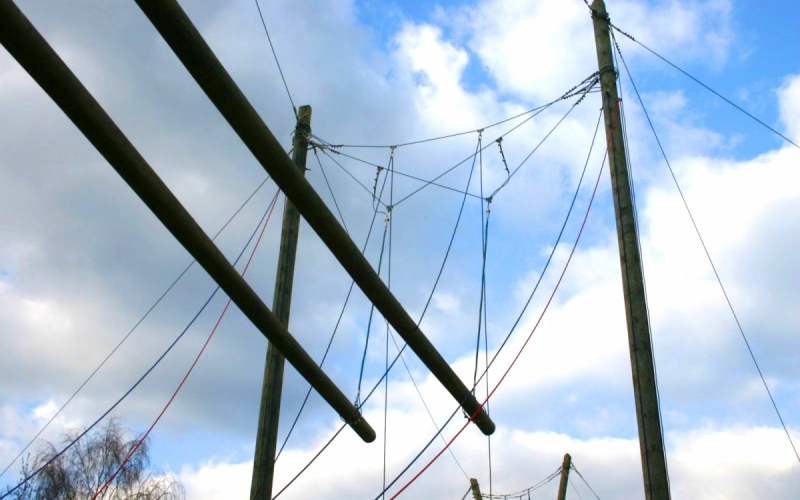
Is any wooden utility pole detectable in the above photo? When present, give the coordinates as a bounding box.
[591,2,671,500]
[250,105,312,500]
[469,478,483,500]
[556,453,571,500]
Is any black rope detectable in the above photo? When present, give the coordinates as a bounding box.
[478,131,494,497]
[480,467,561,498]
[570,463,602,500]
[382,154,395,499]
[473,131,488,389]
[389,104,551,208]
[0,176,271,482]
[496,137,510,177]
[371,110,605,500]
[613,39,673,495]
[273,76,602,499]
[313,101,559,149]
[318,147,390,208]
[386,329,470,480]
[310,139,483,200]
[313,147,349,235]
[355,172,391,406]
[489,84,594,199]
[611,24,799,150]
[313,77,598,208]
[273,162,390,462]
[274,134,482,499]
[253,0,297,118]
[2,190,281,500]
[613,36,800,465]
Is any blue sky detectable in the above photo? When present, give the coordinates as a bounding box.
[1,0,799,499]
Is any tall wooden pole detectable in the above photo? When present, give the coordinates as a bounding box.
[556,453,571,500]
[591,2,671,500]
[250,105,311,500]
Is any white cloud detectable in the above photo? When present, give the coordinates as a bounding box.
[777,74,800,142]
[668,426,800,500]
[180,460,252,500]
[174,422,800,500]
[392,22,501,138]
[1,0,797,498]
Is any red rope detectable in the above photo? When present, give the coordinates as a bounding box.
[390,102,620,499]
[90,192,282,500]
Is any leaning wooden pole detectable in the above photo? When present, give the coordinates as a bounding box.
[556,453,571,500]
[0,0,374,443]
[591,1,671,499]
[250,106,311,500]
[132,0,495,436]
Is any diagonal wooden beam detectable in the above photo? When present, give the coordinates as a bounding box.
[133,0,496,436]
[0,0,375,443]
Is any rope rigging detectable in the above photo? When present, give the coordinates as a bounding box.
[612,34,800,465]
[272,148,393,464]
[1,190,282,500]
[611,42,674,496]
[316,93,588,206]
[384,113,611,500]
[0,176,271,483]
[89,189,282,500]
[355,218,391,407]
[369,109,608,500]
[473,130,494,496]
[274,102,607,499]
[312,138,483,201]
[313,147,350,235]
[382,156,395,499]
[273,74,604,498]
[605,20,799,150]
[314,72,599,150]
[489,82,596,200]
[473,131,491,390]
[311,74,599,209]
[273,131,486,499]
[569,462,602,500]
[478,465,562,499]
[316,145,390,209]
[253,0,297,118]
[356,147,394,408]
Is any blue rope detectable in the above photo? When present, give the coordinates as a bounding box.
[275,150,392,460]
[371,109,604,499]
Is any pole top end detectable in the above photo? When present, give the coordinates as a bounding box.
[591,0,607,15]
[297,104,312,124]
